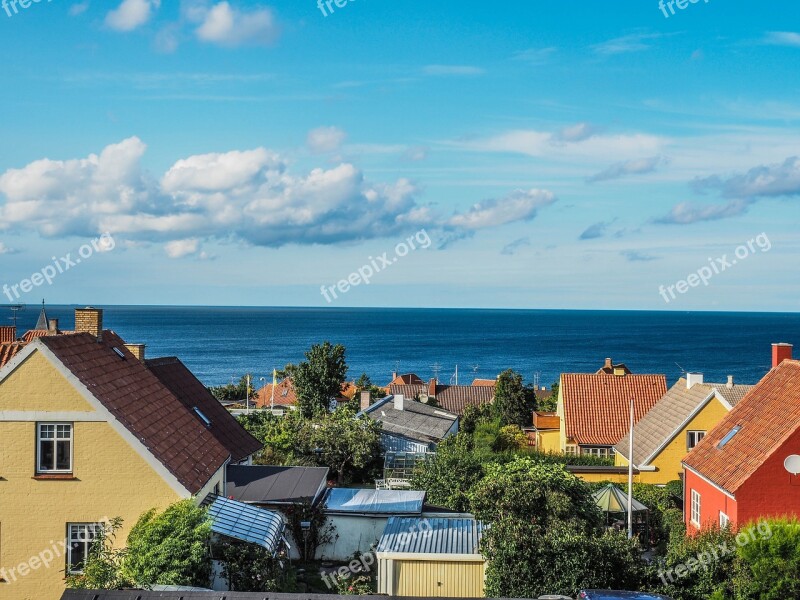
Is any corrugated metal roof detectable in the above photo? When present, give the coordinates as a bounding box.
[378,517,485,556]
[208,496,284,552]
[324,488,425,515]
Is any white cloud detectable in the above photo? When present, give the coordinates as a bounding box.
[0,242,18,255]
[192,1,280,47]
[422,65,485,76]
[587,156,665,183]
[164,238,201,258]
[69,1,90,16]
[555,122,598,143]
[307,126,347,154]
[592,32,665,56]
[448,189,556,231]
[105,0,160,32]
[692,156,800,199]
[763,31,800,47]
[655,199,753,225]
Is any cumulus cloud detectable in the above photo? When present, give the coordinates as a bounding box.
[447,189,556,231]
[501,237,531,256]
[307,126,347,154]
[654,199,753,225]
[579,221,614,240]
[587,156,664,183]
[0,138,555,250]
[422,65,485,76]
[191,1,280,47]
[692,156,800,199]
[0,242,19,255]
[105,0,160,31]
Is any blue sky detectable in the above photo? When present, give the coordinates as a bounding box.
[0,0,798,310]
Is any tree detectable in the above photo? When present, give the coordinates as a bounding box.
[493,369,535,427]
[409,433,485,512]
[214,541,295,592]
[293,342,348,418]
[209,375,255,404]
[354,373,387,402]
[538,381,559,412]
[731,518,800,600]
[66,518,133,590]
[123,500,212,588]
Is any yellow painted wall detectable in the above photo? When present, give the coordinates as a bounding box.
[393,560,486,598]
[556,375,567,451]
[537,429,561,453]
[614,396,731,485]
[0,349,186,600]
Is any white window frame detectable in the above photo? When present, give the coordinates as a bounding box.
[66,523,104,574]
[690,489,702,527]
[720,512,730,528]
[565,444,578,455]
[581,447,610,458]
[37,423,73,474]
[687,430,706,450]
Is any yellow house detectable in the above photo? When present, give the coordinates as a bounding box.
[0,308,261,600]
[614,374,753,485]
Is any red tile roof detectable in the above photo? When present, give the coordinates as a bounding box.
[146,357,263,463]
[0,342,25,369]
[387,373,425,386]
[561,373,667,446]
[254,378,355,409]
[0,326,16,343]
[472,378,497,387]
[21,329,75,342]
[683,360,800,494]
[39,332,233,494]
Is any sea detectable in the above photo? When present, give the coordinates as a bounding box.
[9,306,800,388]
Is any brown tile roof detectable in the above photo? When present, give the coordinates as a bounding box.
[254,378,355,409]
[615,378,754,465]
[22,329,75,342]
[683,360,800,494]
[0,342,25,369]
[388,382,495,415]
[146,357,262,463]
[472,378,497,387]
[39,332,232,494]
[387,373,425,386]
[561,373,667,446]
[388,383,426,399]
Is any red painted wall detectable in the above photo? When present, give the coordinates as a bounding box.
[736,428,800,525]
[684,468,738,532]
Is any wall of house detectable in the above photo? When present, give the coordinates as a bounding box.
[735,428,800,526]
[684,469,738,532]
[0,350,185,600]
[556,377,567,451]
[537,429,561,453]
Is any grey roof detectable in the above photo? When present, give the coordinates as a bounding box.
[324,488,425,515]
[615,378,755,465]
[363,396,458,445]
[207,496,285,552]
[593,484,648,514]
[35,301,48,330]
[226,465,329,505]
[378,517,485,556]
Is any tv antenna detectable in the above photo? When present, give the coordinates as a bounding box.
[675,362,687,376]
[8,304,25,328]
[430,362,442,381]
[533,371,541,390]
[471,364,480,375]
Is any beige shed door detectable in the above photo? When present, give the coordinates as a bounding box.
[394,559,485,598]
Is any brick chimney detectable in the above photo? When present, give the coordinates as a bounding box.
[773,343,793,368]
[75,307,103,340]
[604,357,613,370]
[428,378,437,397]
[48,319,59,334]
[124,344,146,362]
[391,371,398,382]
[360,391,371,411]
[0,326,16,343]
[394,394,405,411]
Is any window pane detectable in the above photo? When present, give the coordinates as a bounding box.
[57,424,71,438]
[56,440,71,471]
[40,425,55,439]
[39,440,54,471]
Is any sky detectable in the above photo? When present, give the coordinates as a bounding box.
[0,0,799,311]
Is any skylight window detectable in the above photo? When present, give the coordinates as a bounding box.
[717,425,742,449]
[193,407,212,427]
[112,347,126,360]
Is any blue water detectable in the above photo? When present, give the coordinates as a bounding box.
[8,306,800,387]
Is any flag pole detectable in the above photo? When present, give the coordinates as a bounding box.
[627,395,635,539]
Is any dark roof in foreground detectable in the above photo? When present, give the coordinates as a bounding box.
[37,332,231,494]
[226,465,329,504]
[146,356,263,463]
[363,396,458,444]
[62,592,522,600]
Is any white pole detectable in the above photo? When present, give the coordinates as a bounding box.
[627,395,635,539]
[246,374,251,415]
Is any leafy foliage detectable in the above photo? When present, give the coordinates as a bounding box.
[293,342,349,417]
[354,373,387,402]
[209,375,255,404]
[730,518,800,599]
[214,541,295,592]
[538,381,559,412]
[65,518,133,590]
[492,369,536,427]
[285,501,337,561]
[123,500,212,588]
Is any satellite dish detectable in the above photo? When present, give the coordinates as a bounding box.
[784,455,800,476]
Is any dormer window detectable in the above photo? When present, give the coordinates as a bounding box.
[37,423,73,473]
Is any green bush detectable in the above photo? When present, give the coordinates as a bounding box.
[214,540,295,592]
[731,517,800,599]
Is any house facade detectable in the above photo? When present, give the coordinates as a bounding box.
[682,344,800,530]
[0,308,261,599]
[614,375,753,485]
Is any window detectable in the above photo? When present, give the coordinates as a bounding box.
[690,489,702,527]
[37,423,72,473]
[687,430,706,450]
[582,447,610,458]
[718,425,742,449]
[66,523,103,574]
[720,512,730,528]
[565,445,577,455]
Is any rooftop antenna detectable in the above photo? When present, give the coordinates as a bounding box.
[675,362,687,376]
[8,304,25,328]
[533,371,541,390]
[471,364,480,375]
[450,365,459,386]
[430,362,442,381]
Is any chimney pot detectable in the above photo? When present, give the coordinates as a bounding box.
[393,394,405,411]
[772,343,793,368]
[604,358,613,370]
[428,378,437,397]
[727,375,734,389]
[686,373,704,388]
[360,391,371,411]
[125,344,146,362]
[75,307,104,341]
[392,371,397,381]
[48,318,59,333]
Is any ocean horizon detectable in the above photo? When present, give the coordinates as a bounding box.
[8,305,799,389]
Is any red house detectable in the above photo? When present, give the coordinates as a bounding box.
[682,343,799,530]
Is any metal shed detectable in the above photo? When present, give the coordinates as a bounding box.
[377,517,487,598]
